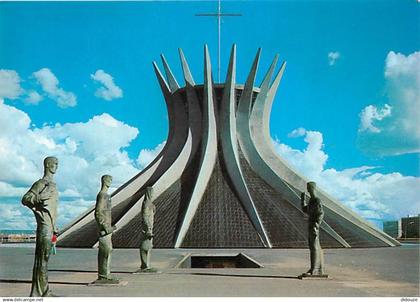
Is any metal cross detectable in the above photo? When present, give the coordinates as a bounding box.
[196,0,242,82]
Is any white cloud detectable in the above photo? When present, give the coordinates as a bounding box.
[33,113,140,197]
[384,51,420,140]
[57,198,94,228]
[359,104,392,133]
[0,70,23,99]
[288,127,306,138]
[0,101,175,230]
[0,203,35,230]
[137,141,166,169]
[328,51,340,66]
[24,90,43,105]
[358,51,420,155]
[0,181,27,198]
[33,68,77,108]
[0,100,142,229]
[385,51,420,79]
[91,70,123,101]
[0,198,94,231]
[273,128,420,222]
[274,129,328,180]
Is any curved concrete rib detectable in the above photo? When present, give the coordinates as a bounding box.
[258,54,278,92]
[173,49,206,243]
[111,125,188,240]
[108,62,174,204]
[58,154,165,243]
[108,61,174,202]
[221,46,271,247]
[174,45,219,248]
[94,125,192,249]
[161,54,180,92]
[58,63,175,242]
[179,48,196,86]
[59,62,189,245]
[104,62,175,206]
[109,63,188,205]
[249,61,399,247]
[93,67,195,247]
[179,48,202,157]
[236,55,349,247]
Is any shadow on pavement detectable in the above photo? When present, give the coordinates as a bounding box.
[49,269,134,274]
[169,272,300,279]
[0,279,89,286]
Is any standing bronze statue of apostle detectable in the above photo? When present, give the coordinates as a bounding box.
[22,156,59,297]
[94,174,119,284]
[300,181,328,278]
[136,186,158,273]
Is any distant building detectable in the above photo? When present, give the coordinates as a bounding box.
[401,215,419,239]
[0,232,36,243]
[383,220,401,239]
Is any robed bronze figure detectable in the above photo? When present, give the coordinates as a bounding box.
[22,156,59,297]
[94,174,119,284]
[300,181,327,278]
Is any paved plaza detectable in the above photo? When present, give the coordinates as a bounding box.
[0,244,418,297]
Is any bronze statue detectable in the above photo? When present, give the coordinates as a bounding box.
[22,156,59,297]
[137,187,158,273]
[300,181,327,278]
[94,174,119,284]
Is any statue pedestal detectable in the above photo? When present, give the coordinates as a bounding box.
[133,268,160,274]
[89,279,128,286]
[298,273,329,280]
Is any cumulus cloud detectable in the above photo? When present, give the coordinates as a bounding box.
[0,203,35,230]
[288,127,306,138]
[0,181,27,198]
[91,70,123,101]
[273,128,420,222]
[57,198,95,228]
[358,51,420,155]
[359,104,392,133]
[0,100,141,230]
[24,90,43,105]
[0,69,23,99]
[33,68,77,108]
[0,198,94,230]
[276,129,328,179]
[137,141,166,169]
[328,51,340,66]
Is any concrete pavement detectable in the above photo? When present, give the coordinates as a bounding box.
[0,244,418,297]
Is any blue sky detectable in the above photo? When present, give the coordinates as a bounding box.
[0,0,419,230]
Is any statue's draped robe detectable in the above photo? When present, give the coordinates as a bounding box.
[140,200,155,269]
[95,192,113,279]
[302,197,324,273]
[22,178,58,297]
